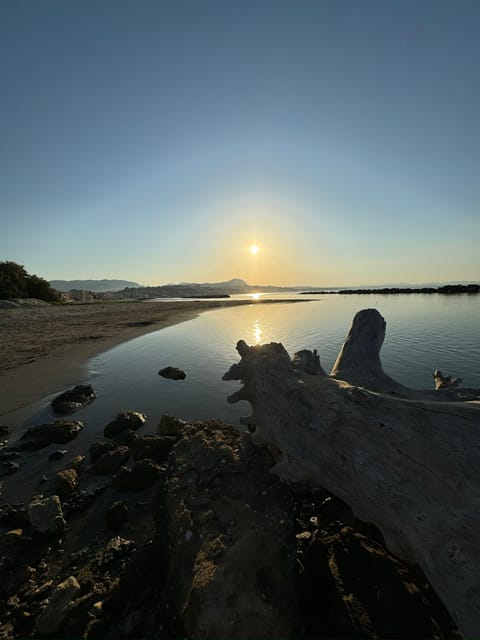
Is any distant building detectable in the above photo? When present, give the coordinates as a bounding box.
[69,289,94,302]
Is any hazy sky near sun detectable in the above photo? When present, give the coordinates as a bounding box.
[1,0,479,287]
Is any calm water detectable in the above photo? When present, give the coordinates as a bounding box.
[9,293,480,428]
[1,293,478,503]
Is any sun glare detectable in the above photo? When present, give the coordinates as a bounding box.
[250,244,259,254]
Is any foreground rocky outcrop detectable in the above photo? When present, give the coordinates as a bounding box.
[0,416,461,639]
[223,308,480,638]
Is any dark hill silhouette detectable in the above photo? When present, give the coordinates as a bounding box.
[50,279,141,292]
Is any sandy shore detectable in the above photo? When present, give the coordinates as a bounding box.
[0,299,283,416]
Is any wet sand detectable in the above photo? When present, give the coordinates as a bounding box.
[0,299,287,416]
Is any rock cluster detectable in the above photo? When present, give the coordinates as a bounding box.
[0,417,461,639]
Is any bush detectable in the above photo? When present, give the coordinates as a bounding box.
[0,261,60,302]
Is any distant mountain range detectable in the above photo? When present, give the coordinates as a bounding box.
[50,277,479,297]
[94,278,296,300]
[178,278,249,290]
[50,279,141,292]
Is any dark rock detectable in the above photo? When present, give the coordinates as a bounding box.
[158,366,186,380]
[0,425,12,437]
[104,412,146,439]
[296,525,460,639]
[93,446,130,475]
[112,459,163,492]
[131,435,175,462]
[90,440,117,461]
[21,420,83,448]
[55,468,79,496]
[6,461,20,475]
[113,428,138,447]
[62,485,107,517]
[51,384,96,414]
[36,575,81,635]
[28,495,66,534]
[159,421,301,639]
[68,455,86,471]
[157,414,186,437]
[49,449,67,461]
[106,500,129,528]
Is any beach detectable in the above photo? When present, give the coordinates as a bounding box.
[0,299,271,416]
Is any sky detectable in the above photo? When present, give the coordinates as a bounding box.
[0,0,479,287]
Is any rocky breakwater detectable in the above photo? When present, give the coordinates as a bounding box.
[223,308,480,639]
[0,407,462,639]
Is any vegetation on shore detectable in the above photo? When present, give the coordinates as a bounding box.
[0,261,60,302]
[302,284,480,295]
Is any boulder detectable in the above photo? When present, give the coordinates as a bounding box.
[90,440,117,461]
[93,446,130,475]
[157,414,186,437]
[36,576,81,636]
[158,366,186,380]
[131,435,175,462]
[21,420,83,448]
[55,468,79,496]
[112,428,138,446]
[51,384,96,414]
[159,421,301,639]
[104,412,146,439]
[28,495,66,535]
[112,459,162,492]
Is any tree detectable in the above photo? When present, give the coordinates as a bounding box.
[26,274,61,302]
[0,261,28,299]
[0,261,60,301]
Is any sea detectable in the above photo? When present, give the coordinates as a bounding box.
[1,292,479,503]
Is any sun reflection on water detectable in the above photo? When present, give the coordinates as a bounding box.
[250,293,262,301]
[253,320,262,344]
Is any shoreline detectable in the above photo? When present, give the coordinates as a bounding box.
[0,298,303,417]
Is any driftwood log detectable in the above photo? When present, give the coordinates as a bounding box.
[223,309,480,639]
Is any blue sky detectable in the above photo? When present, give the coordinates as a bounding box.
[1,0,479,286]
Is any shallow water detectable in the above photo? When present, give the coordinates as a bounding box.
[1,293,479,503]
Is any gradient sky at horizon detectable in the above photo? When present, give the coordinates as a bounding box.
[1,0,479,287]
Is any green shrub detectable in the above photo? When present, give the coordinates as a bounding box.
[0,261,60,302]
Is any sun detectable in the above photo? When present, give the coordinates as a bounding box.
[250,244,259,255]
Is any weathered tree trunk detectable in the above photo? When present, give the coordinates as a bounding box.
[223,309,480,639]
